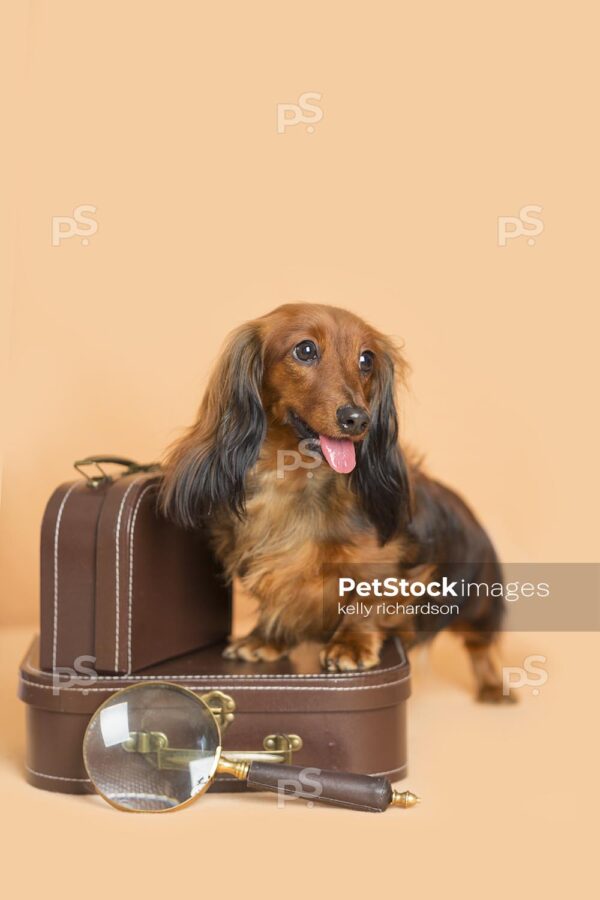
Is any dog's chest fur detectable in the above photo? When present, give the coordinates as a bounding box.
[209,463,404,640]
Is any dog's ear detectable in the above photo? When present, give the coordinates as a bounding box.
[351,348,411,544]
[160,323,266,527]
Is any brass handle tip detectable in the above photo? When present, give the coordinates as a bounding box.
[391,790,421,809]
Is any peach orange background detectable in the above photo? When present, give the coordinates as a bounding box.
[1,4,598,898]
[2,0,598,626]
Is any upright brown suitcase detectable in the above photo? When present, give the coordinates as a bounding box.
[40,456,231,675]
[19,636,411,794]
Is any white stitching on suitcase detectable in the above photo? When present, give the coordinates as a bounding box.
[28,660,405,680]
[52,483,78,672]
[114,479,142,670]
[126,483,155,674]
[26,765,91,783]
[25,764,406,784]
[20,675,409,692]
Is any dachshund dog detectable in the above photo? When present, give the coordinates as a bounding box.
[161,303,513,702]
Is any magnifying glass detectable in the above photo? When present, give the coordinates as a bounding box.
[83,681,420,813]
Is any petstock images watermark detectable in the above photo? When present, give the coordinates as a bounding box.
[51,204,98,246]
[321,563,600,633]
[497,204,543,247]
[277,91,323,134]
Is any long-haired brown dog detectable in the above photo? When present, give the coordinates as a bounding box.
[161,303,513,702]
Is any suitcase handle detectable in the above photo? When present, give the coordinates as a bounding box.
[74,455,161,487]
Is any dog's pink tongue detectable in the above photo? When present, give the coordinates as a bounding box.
[319,435,356,474]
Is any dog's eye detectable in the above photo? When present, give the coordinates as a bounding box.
[293,340,319,363]
[359,350,374,373]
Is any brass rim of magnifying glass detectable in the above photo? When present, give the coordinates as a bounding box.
[82,680,225,814]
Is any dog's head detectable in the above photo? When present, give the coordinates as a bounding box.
[161,303,411,543]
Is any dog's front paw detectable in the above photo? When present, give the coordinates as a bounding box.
[320,634,381,672]
[223,634,289,663]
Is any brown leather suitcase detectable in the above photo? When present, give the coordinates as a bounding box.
[39,456,231,675]
[19,635,411,794]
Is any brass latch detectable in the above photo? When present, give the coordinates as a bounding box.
[123,731,303,769]
[263,733,303,764]
[225,733,303,765]
[200,690,236,733]
[122,690,303,769]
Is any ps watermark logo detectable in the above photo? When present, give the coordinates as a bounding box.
[277,92,323,134]
[277,439,322,479]
[276,767,322,808]
[52,655,98,696]
[52,204,98,246]
[498,204,543,247]
[502,654,548,697]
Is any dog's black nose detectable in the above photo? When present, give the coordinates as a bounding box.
[336,405,370,436]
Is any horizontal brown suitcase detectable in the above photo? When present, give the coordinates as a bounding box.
[19,635,411,794]
[40,456,231,675]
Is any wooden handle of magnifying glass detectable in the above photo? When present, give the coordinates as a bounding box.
[245,762,419,812]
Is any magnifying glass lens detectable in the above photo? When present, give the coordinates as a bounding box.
[83,683,221,812]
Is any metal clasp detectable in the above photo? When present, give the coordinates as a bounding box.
[200,690,236,734]
[261,733,303,765]
[120,691,303,769]
[122,730,303,770]
[223,734,303,765]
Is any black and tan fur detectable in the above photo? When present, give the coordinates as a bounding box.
[161,303,513,702]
